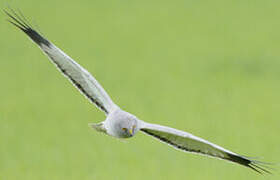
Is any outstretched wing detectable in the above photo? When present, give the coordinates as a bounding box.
[140,122,271,174]
[4,9,118,114]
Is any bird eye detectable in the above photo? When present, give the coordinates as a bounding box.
[122,127,127,131]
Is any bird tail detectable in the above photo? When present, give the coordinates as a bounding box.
[89,122,107,133]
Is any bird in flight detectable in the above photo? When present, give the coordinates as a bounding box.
[4,8,271,174]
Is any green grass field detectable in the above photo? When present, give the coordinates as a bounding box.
[1,0,279,179]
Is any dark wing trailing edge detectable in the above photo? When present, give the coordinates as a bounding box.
[4,8,118,114]
[140,122,273,174]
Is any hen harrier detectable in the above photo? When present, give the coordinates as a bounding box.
[4,8,271,174]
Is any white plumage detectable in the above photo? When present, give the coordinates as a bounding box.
[5,8,271,174]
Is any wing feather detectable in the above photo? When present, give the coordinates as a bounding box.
[5,9,117,114]
[140,122,271,174]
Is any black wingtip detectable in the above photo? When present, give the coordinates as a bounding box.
[249,163,272,175]
[4,7,51,47]
[227,153,273,175]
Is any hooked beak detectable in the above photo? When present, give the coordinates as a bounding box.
[129,129,133,136]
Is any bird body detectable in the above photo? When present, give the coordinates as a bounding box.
[4,8,271,174]
[102,108,139,138]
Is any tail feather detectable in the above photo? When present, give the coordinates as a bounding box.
[89,122,107,133]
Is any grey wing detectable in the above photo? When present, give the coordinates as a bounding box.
[5,9,117,115]
[139,121,271,174]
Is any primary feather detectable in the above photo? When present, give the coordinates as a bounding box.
[4,8,117,115]
[140,121,271,174]
[5,8,272,175]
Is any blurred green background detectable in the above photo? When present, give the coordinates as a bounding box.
[0,0,279,179]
